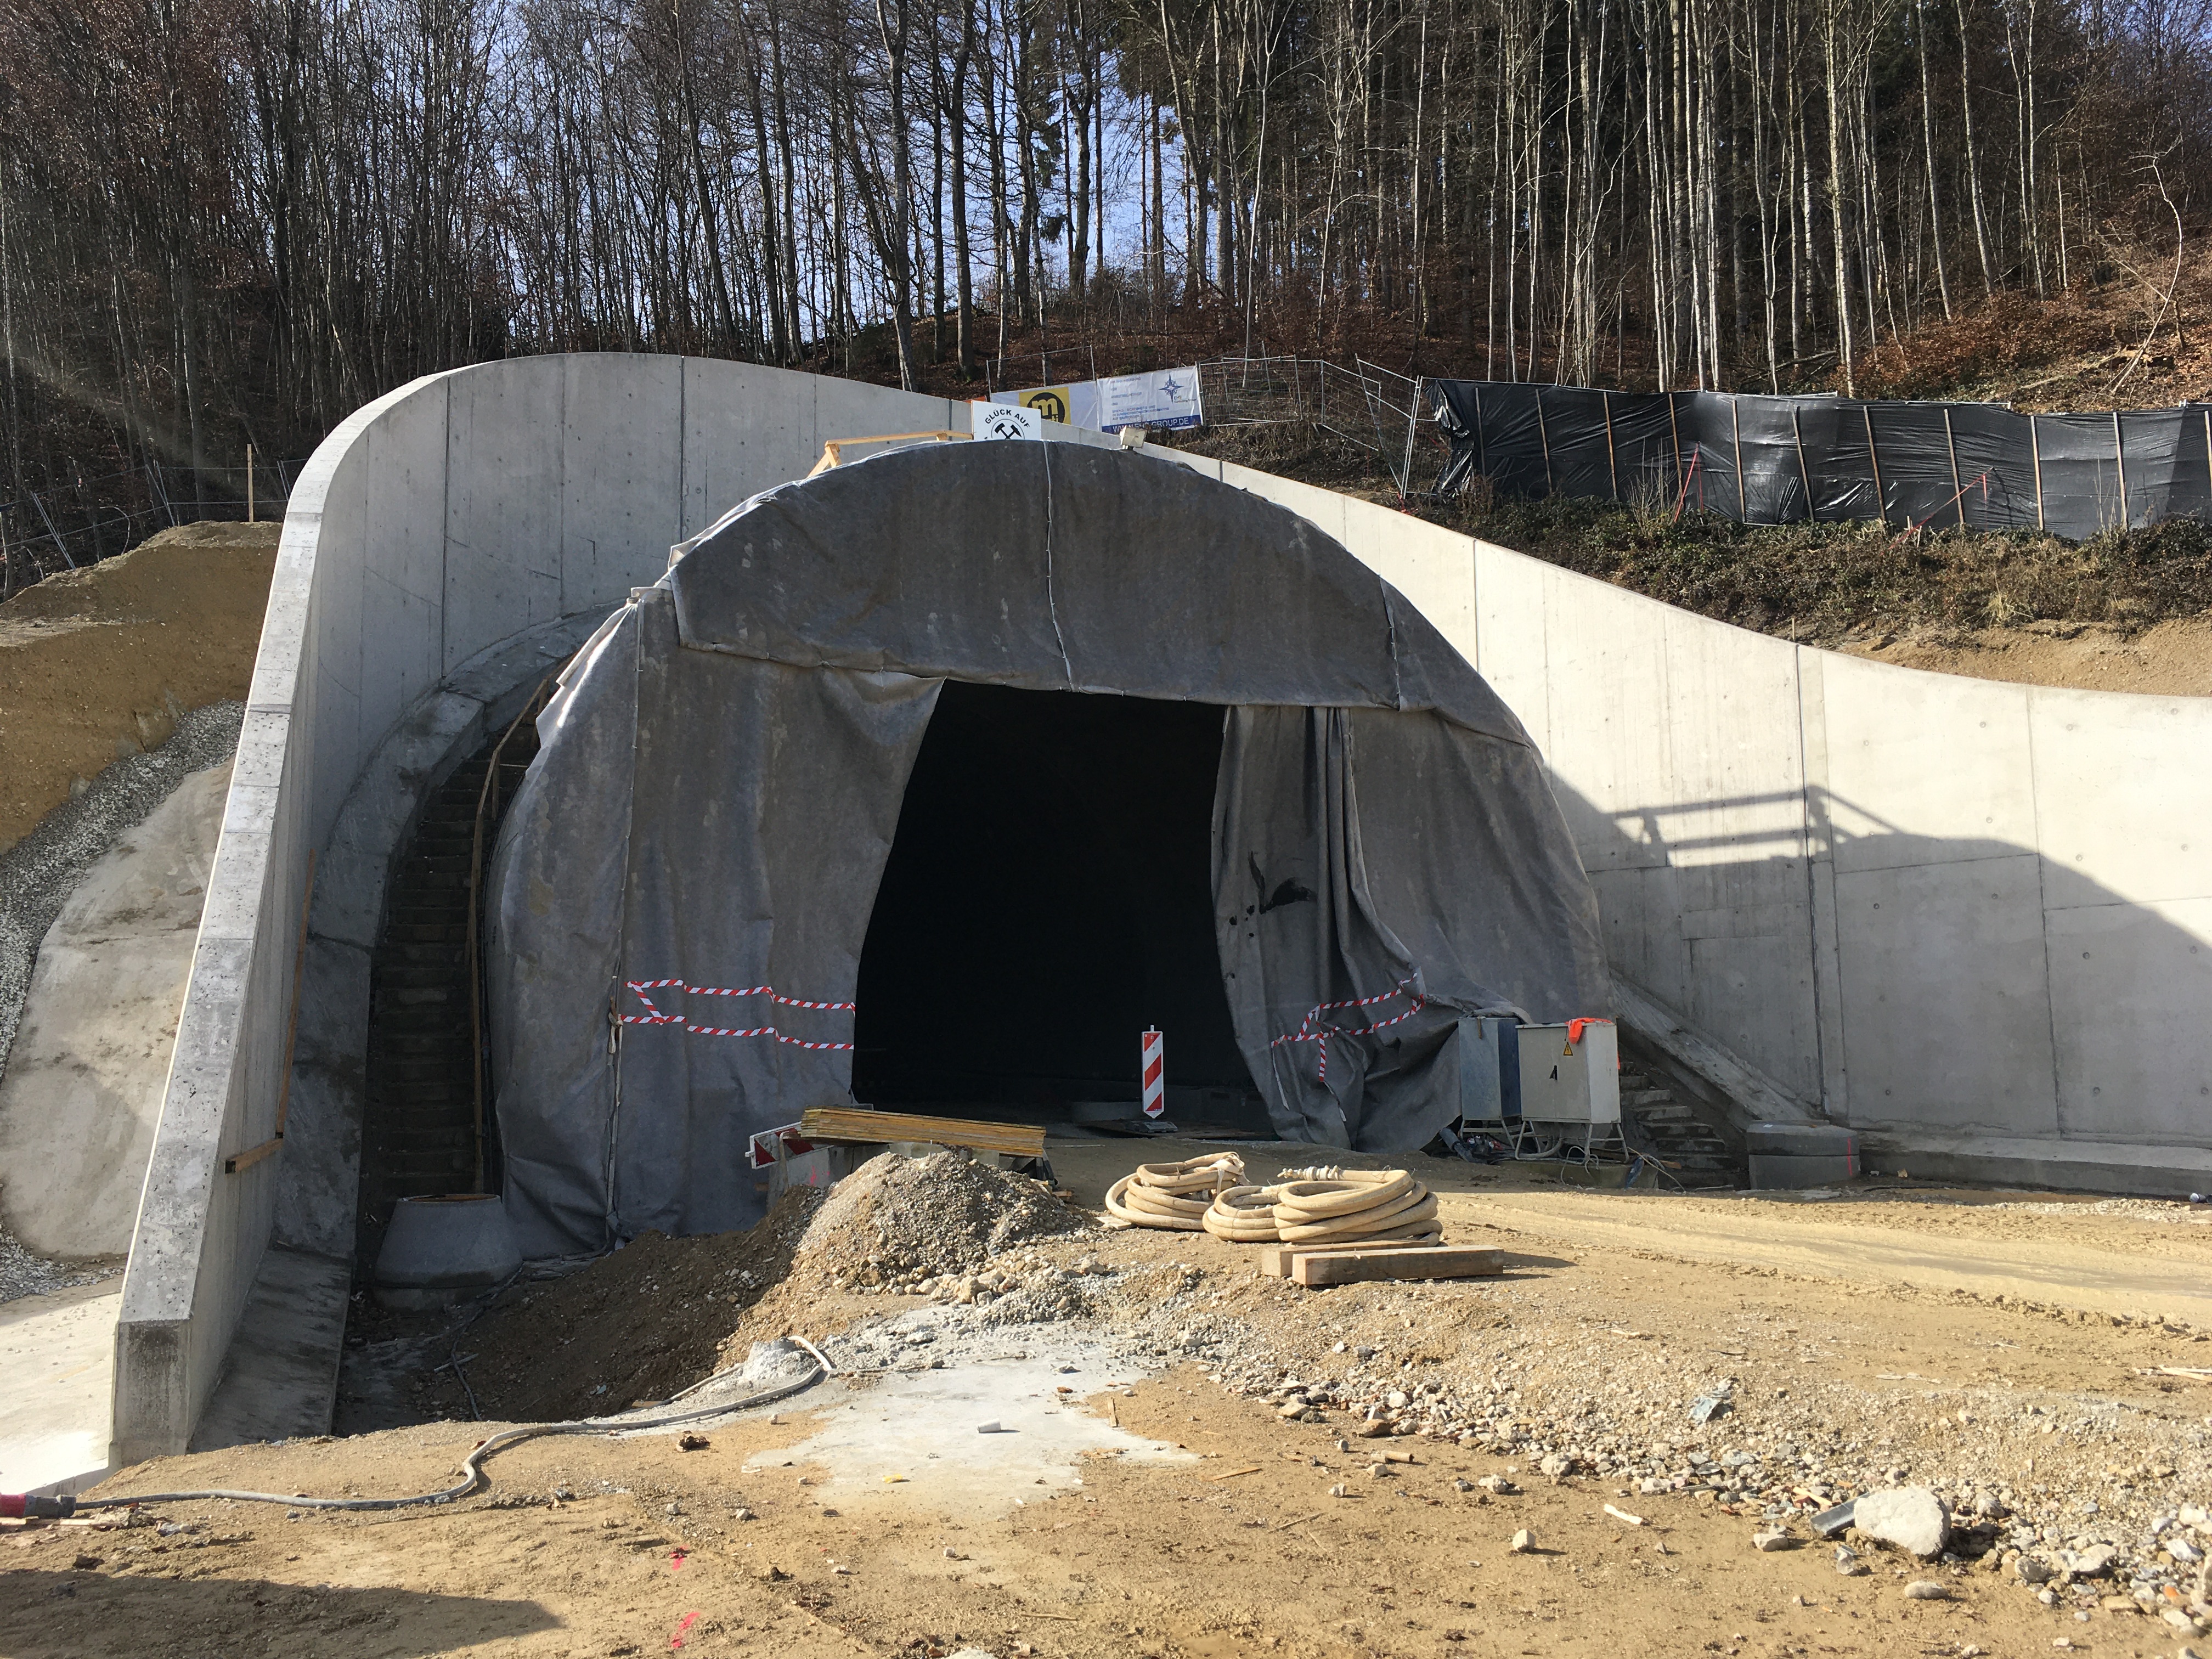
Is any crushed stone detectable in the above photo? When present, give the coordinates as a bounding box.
[0,1224,116,1302]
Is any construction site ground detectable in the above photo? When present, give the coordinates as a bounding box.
[0,521,277,857]
[15,1139,2210,1659]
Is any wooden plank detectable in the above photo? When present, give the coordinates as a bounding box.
[1289,1246,1506,1287]
[798,1108,1043,1159]
[1257,1237,1438,1278]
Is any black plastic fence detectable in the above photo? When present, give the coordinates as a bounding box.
[1429,381,2212,540]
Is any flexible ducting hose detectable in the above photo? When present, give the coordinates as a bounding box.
[1105,1153,1247,1230]
[66,1344,832,1516]
[1201,1183,1288,1242]
[1275,1170,1441,1244]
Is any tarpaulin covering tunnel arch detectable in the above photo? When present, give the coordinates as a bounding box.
[487,439,1609,1256]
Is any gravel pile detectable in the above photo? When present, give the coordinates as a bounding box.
[0,1224,116,1303]
[0,699,241,1082]
[798,1151,1089,1284]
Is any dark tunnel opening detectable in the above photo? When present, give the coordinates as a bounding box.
[851,679,1260,1124]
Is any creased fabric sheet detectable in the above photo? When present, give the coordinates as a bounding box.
[492,441,1607,1252]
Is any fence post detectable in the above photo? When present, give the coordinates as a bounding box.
[2113,411,2129,531]
[1731,397,1748,521]
[1398,378,1422,502]
[1942,410,1964,529]
[1535,388,1555,494]
[1863,406,1887,528]
[1791,407,1814,521]
[1666,393,1684,511]
[1601,392,1620,501]
[2030,415,2046,531]
[29,489,77,569]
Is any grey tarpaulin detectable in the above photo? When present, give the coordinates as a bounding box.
[488,440,1608,1256]
[1431,380,2212,537]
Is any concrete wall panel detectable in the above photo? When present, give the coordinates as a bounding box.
[1817,654,2039,872]
[2045,897,2212,1146]
[561,354,685,617]
[2030,688,2212,911]
[446,358,563,673]
[681,359,811,539]
[1469,541,1555,751]
[357,395,449,746]
[1832,853,2059,1135]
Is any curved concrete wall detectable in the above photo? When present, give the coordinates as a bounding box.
[118,354,2212,1462]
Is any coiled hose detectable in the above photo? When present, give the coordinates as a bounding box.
[65,1339,834,1516]
[1104,1153,1247,1229]
[1199,1166,1442,1246]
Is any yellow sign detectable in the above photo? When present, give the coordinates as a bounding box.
[1019,387,1071,425]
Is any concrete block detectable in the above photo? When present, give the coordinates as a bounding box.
[1832,853,2059,1134]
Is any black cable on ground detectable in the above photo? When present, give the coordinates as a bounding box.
[69,1355,828,1516]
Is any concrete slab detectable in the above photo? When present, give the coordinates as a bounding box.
[190,1244,351,1451]
[0,1280,119,1494]
[0,761,232,1259]
[765,1358,1192,1521]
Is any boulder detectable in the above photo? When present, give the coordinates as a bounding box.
[1853,1487,1950,1559]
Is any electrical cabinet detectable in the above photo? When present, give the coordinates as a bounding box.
[1511,1020,1620,1125]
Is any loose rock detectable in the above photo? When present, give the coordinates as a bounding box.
[1853,1487,1950,1559]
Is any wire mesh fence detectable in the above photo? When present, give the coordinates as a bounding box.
[1192,357,1426,495]
[0,456,300,596]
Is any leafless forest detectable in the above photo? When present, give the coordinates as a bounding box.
[1,0,2207,565]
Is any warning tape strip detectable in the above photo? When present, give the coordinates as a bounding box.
[1269,978,1428,1085]
[623,979,857,1051]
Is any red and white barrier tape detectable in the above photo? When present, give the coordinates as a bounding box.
[1269,978,1427,1084]
[623,979,857,1051]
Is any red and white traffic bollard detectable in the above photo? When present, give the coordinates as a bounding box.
[1140,1028,1165,1118]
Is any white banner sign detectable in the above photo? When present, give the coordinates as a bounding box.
[991,365,1202,434]
[970,400,1043,441]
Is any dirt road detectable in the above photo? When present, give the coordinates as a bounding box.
[10,1147,2210,1659]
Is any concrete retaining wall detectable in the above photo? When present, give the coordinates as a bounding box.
[118,354,2212,1463]
[1181,455,2212,1188]
[114,358,990,1463]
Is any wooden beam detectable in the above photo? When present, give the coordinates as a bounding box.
[798,1107,1044,1159]
[1290,1246,1506,1287]
[1257,1237,1441,1277]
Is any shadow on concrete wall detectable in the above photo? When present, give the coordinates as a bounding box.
[1545,775,2212,1152]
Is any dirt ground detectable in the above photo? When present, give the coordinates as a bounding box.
[0,522,278,857]
[1832,616,2212,697]
[14,1142,2211,1659]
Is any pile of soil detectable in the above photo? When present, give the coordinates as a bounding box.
[447,1189,827,1423]
[793,1149,1088,1283]
[448,1153,1086,1423]
[0,522,277,856]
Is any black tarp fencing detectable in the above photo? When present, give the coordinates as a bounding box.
[487,441,1612,1256]
[1432,381,2212,539]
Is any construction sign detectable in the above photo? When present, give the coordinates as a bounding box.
[991,366,1203,435]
